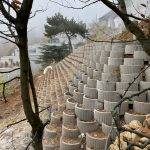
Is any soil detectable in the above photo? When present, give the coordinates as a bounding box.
[128,109,145,115]
[96,109,106,112]
[64,109,75,115]
[62,137,81,144]
[89,129,106,138]
[43,136,60,145]
[64,124,78,129]
[68,98,76,103]
[53,111,63,118]
[0,88,22,127]
[46,123,62,132]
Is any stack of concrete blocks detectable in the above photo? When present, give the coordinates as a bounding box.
[44,40,150,150]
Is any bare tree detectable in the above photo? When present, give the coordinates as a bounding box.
[0,0,49,149]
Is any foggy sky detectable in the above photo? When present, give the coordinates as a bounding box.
[28,0,110,37]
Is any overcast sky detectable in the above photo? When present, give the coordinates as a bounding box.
[28,0,110,37]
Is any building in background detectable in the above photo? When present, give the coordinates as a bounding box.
[98,0,150,37]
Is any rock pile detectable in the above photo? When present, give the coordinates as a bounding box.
[109,115,150,150]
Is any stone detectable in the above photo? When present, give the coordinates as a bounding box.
[131,133,140,142]
[129,120,142,130]
[143,114,150,129]
[140,137,149,143]
[123,131,132,141]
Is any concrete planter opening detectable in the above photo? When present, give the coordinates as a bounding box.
[125,112,146,124]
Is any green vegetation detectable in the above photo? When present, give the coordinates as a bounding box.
[45,13,88,52]
[37,43,69,67]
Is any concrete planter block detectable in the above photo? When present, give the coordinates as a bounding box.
[87,67,93,78]
[86,132,107,150]
[110,51,124,58]
[84,85,98,99]
[101,51,110,57]
[98,90,121,102]
[134,51,150,61]
[44,125,59,138]
[118,90,147,102]
[83,95,98,110]
[63,110,76,125]
[77,118,98,134]
[125,112,146,124]
[85,59,90,66]
[145,67,150,81]
[105,43,112,51]
[69,84,77,96]
[82,73,88,84]
[108,58,123,66]
[94,109,112,125]
[94,55,101,63]
[73,89,83,104]
[148,91,150,102]
[97,81,116,91]
[64,92,72,101]
[58,101,66,112]
[66,98,77,110]
[112,42,125,52]
[102,123,117,139]
[120,65,142,74]
[99,57,108,65]
[103,64,120,76]
[140,81,150,90]
[73,76,79,87]
[96,63,103,71]
[62,125,80,138]
[67,80,73,87]
[44,144,59,150]
[78,81,85,93]
[124,58,144,66]
[60,137,81,150]
[51,112,62,125]
[89,61,96,69]
[104,100,128,115]
[133,101,150,114]
[116,82,138,91]
[76,70,83,79]
[121,73,142,83]
[94,101,104,110]
[87,77,97,88]
[102,73,119,82]
[81,64,87,72]
[75,104,94,121]
[125,44,138,54]
[93,69,101,80]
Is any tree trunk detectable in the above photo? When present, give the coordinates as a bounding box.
[31,125,44,150]
[29,62,39,115]
[17,24,44,150]
[66,33,73,53]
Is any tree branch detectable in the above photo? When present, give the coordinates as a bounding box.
[0,1,16,24]
[2,0,18,13]
[49,0,99,9]
[20,0,33,20]
[0,68,20,74]
[0,76,20,102]
[0,35,18,44]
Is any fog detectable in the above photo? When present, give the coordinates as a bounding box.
[0,0,110,54]
[28,0,110,39]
